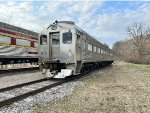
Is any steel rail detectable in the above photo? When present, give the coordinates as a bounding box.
[0,78,48,93]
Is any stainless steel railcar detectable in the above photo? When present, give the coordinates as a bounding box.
[39,21,114,78]
[0,22,39,66]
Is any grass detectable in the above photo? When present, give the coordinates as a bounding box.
[126,62,150,69]
[33,62,150,113]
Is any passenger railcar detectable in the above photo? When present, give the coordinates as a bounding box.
[0,22,39,66]
[39,21,114,78]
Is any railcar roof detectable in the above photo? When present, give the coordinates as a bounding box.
[57,23,110,50]
[48,21,111,50]
[75,26,110,50]
[0,22,38,37]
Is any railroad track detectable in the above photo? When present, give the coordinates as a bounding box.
[0,78,47,93]
[0,66,108,108]
[0,75,81,108]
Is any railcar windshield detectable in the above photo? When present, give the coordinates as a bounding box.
[63,31,72,44]
[40,35,47,45]
[51,33,59,45]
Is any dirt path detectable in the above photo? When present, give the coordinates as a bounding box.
[33,62,150,113]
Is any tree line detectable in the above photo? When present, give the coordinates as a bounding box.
[113,23,150,64]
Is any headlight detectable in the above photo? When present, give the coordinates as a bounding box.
[51,25,57,30]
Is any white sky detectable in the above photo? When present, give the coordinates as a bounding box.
[0,1,150,48]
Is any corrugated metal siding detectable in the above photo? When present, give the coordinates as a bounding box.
[0,22,39,58]
[0,35,11,44]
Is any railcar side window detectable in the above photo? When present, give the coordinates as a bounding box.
[88,43,92,51]
[63,31,72,44]
[93,46,96,52]
[98,48,100,53]
[102,49,104,54]
[40,35,47,45]
[77,34,80,46]
[84,41,86,50]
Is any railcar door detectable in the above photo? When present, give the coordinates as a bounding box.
[76,33,81,61]
[39,34,49,61]
[50,33,60,60]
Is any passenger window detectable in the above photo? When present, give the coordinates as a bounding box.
[63,31,72,44]
[88,43,92,51]
[101,49,104,54]
[84,40,86,50]
[98,48,100,53]
[52,33,59,45]
[77,34,80,47]
[40,35,47,45]
[93,46,96,52]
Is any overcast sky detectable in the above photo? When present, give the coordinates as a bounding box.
[0,1,150,48]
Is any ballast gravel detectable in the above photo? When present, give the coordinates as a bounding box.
[0,71,46,89]
[0,80,83,113]
[0,81,56,101]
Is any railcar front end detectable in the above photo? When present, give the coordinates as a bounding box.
[39,21,78,78]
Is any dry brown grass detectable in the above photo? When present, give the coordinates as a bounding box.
[33,62,150,113]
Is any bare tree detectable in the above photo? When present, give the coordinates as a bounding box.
[127,23,150,60]
[112,41,123,59]
[113,40,134,62]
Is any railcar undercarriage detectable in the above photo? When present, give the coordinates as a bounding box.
[41,60,114,78]
[41,60,74,78]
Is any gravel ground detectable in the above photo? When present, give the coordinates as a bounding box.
[0,71,46,89]
[0,80,56,101]
[33,62,150,113]
[0,69,40,78]
[0,80,82,113]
